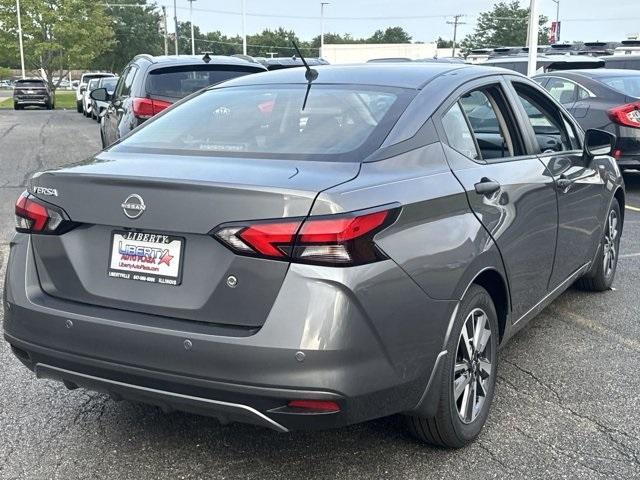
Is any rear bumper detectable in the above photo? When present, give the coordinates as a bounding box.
[14,97,49,105]
[617,154,640,169]
[3,234,455,431]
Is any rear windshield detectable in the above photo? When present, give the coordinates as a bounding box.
[83,74,111,83]
[15,80,45,88]
[598,75,640,98]
[116,84,413,162]
[145,65,263,99]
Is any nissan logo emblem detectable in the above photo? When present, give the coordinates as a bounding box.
[121,194,146,219]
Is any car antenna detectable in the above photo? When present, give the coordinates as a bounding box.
[202,52,212,64]
[291,40,318,111]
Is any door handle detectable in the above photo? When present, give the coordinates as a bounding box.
[474,178,501,195]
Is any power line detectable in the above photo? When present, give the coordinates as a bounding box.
[446,14,466,57]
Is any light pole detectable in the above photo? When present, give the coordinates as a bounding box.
[162,6,169,55]
[242,0,247,55]
[320,2,329,58]
[526,0,539,76]
[446,14,466,58]
[188,0,196,55]
[551,0,560,42]
[173,0,179,54]
[16,0,26,79]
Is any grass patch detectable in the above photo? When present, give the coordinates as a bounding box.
[0,90,76,110]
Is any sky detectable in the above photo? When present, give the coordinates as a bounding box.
[169,0,640,45]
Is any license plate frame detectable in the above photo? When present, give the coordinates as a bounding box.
[107,230,185,286]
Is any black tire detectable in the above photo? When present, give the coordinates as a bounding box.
[76,100,82,113]
[576,200,621,291]
[406,284,498,448]
[14,103,20,110]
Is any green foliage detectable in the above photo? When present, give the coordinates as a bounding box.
[437,37,454,49]
[95,1,163,71]
[0,0,115,90]
[0,66,12,79]
[460,1,549,52]
[369,27,412,44]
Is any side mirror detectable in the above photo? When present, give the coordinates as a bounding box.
[583,128,616,158]
[80,85,86,93]
[90,87,108,102]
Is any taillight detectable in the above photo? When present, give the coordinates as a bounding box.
[15,191,76,235]
[607,101,640,129]
[213,206,399,266]
[287,400,340,413]
[132,97,172,119]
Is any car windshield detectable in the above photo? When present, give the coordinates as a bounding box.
[83,74,111,84]
[115,84,412,162]
[597,75,640,98]
[145,65,264,99]
[87,80,99,89]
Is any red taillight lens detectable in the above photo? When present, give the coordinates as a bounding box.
[15,191,75,235]
[287,400,340,412]
[607,101,640,129]
[213,207,399,266]
[132,97,172,119]
[15,192,49,232]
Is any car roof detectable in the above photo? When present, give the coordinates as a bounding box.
[134,54,267,70]
[214,63,491,90]
[538,69,640,79]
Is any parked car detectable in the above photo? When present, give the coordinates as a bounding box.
[12,78,54,110]
[82,78,100,117]
[90,76,118,121]
[602,54,640,71]
[93,54,267,148]
[535,69,640,171]
[6,63,624,449]
[75,72,115,113]
[614,39,640,56]
[484,54,604,74]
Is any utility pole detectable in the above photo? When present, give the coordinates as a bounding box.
[162,6,169,55]
[446,14,466,58]
[188,0,196,55]
[320,2,330,58]
[173,0,179,55]
[16,0,26,79]
[241,0,247,55]
[526,0,539,76]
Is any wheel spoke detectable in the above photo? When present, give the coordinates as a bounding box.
[454,362,468,374]
[461,326,474,361]
[454,372,472,400]
[477,328,491,354]
[459,383,471,419]
[473,312,487,351]
[479,358,492,378]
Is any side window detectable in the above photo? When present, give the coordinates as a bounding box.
[114,67,129,98]
[459,89,515,160]
[546,78,577,105]
[115,66,137,99]
[512,83,574,154]
[577,87,591,100]
[442,103,480,160]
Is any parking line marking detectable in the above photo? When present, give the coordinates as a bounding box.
[626,205,640,212]
[620,253,640,259]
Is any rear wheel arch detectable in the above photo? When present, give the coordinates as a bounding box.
[614,187,625,229]
[469,269,509,344]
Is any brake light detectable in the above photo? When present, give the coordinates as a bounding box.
[607,101,640,129]
[15,191,76,234]
[132,97,172,119]
[213,207,399,266]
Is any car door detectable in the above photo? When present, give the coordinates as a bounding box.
[437,79,559,321]
[506,79,606,290]
[104,66,137,145]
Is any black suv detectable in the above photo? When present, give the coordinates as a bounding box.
[13,79,54,110]
[92,54,267,148]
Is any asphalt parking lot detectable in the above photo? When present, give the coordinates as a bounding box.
[1,110,640,479]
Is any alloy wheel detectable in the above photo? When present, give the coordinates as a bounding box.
[453,308,493,424]
[603,208,619,278]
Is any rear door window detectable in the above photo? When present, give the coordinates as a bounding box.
[115,66,137,99]
[145,65,262,100]
[545,78,577,105]
[597,74,640,98]
[442,103,480,160]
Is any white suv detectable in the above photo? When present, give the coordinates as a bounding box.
[75,73,115,113]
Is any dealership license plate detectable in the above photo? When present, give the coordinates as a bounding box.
[108,231,184,285]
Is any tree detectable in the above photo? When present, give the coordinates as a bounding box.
[368,27,412,44]
[436,37,454,48]
[246,28,314,57]
[460,1,549,52]
[0,66,11,79]
[0,0,115,91]
[309,32,366,49]
[94,1,162,72]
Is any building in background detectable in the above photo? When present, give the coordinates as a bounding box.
[321,43,437,64]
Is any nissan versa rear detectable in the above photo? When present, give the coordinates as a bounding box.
[3,63,624,448]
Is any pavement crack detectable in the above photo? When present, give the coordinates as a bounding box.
[476,441,515,474]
